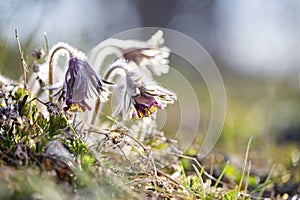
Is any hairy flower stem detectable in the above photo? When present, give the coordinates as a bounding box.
[48,46,72,102]
[91,62,128,125]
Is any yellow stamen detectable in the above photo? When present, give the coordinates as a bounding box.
[149,105,157,113]
[69,104,83,112]
[138,110,145,118]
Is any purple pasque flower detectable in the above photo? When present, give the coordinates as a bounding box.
[131,85,162,118]
[112,69,176,119]
[130,83,176,119]
[57,56,109,112]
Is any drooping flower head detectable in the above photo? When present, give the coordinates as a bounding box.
[122,31,170,77]
[49,43,109,112]
[89,30,170,78]
[131,83,177,119]
[122,47,170,77]
[63,56,109,112]
[131,86,161,118]
[109,61,176,120]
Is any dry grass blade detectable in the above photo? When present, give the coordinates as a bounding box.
[15,29,28,88]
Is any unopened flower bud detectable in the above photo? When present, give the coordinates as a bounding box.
[31,48,45,60]
[32,63,40,73]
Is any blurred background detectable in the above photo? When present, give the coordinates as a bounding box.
[1,0,300,174]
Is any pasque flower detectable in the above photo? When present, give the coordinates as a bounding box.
[49,43,109,112]
[110,63,176,119]
[131,84,174,118]
[62,56,109,112]
[121,31,170,77]
[122,46,170,77]
[89,30,170,78]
